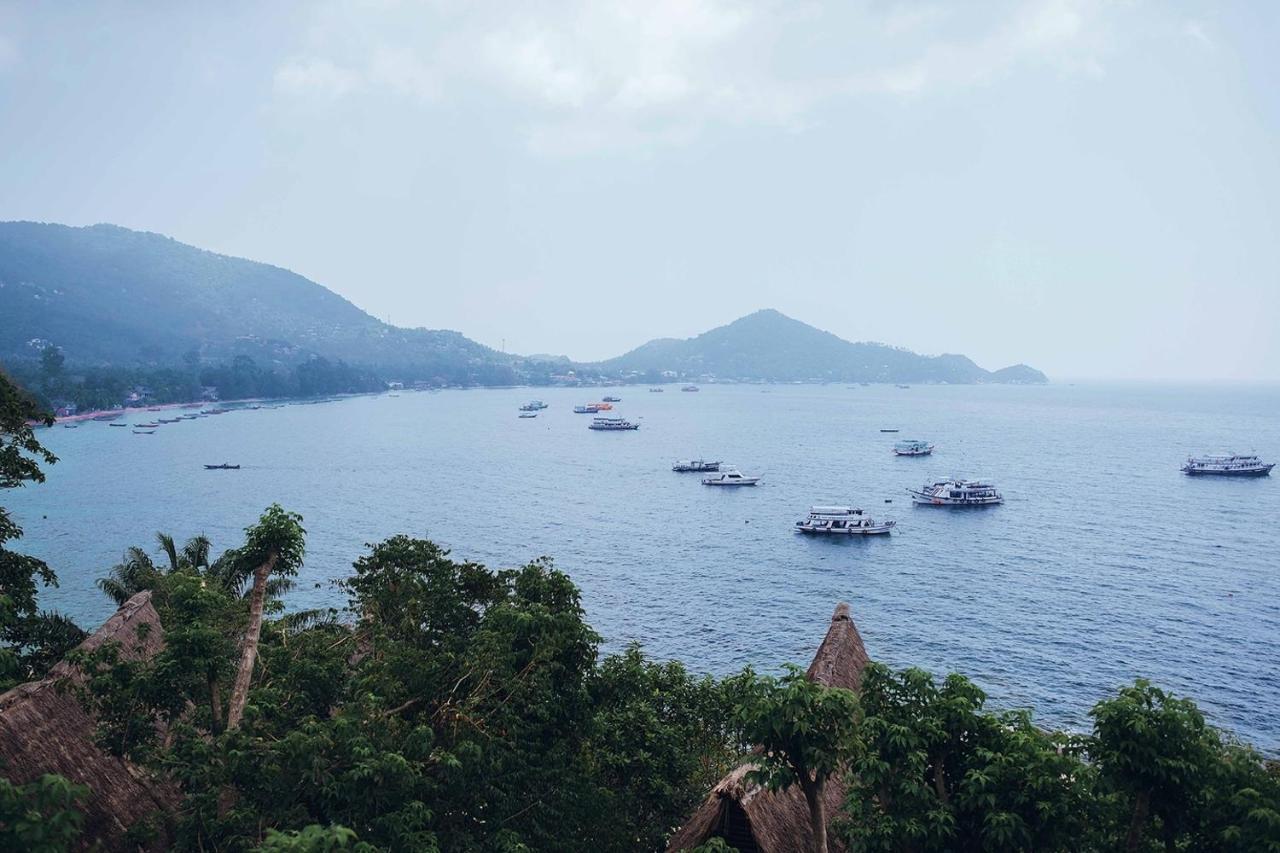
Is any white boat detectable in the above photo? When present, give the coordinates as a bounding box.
[1182,453,1274,477]
[588,416,639,431]
[518,412,538,419]
[893,439,935,457]
[672,459,721,472]
[702,468,760,486]
[795,506,895,535]
[908,478,1003,506]
[519,400,548,411]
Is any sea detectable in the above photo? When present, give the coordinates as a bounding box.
[10,383,1280,752]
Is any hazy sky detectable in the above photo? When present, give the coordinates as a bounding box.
[1,1,1277,380]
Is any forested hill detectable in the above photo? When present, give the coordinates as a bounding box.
[597,309,1048,384]
[0,222,525,383]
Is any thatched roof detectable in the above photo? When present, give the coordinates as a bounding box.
[667,602,869,853]
[0,591,178,850]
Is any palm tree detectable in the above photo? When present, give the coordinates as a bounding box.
[96,532,213,605]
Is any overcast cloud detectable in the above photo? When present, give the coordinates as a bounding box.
[1,1,1277,379]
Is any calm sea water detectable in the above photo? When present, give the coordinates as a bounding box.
[10,383,1280,751]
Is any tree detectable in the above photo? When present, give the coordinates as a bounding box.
[0,772,88,853]
[225,505,305,730]
[736,665,859,853]
[97,532,212,605]
[39,345,64,381]
[1090,679,1220,852]
[0,370,83,690]
[840,664,1094,852]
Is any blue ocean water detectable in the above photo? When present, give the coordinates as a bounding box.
[10,383,1280,750]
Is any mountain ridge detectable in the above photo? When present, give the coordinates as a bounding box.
[0,222,1045,384]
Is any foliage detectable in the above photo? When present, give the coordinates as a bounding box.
[735,664,859,853]
[0,772,88,853]
[0,370,83,690]
[839,664,1094,852]
[256,824,378,852]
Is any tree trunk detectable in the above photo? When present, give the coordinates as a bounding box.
[1125,789,1150,853]
[801,776,827,853]
[208,674,223,734]
[225,552,277,730]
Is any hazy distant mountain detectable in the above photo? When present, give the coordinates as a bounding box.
[597,309,1047,384]
[0,222,526,382]
[0,222,1044,386]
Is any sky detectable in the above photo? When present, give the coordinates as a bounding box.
[1,1,1277,381]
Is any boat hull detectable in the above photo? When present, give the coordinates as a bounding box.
[1182,465,1273,477]
[703,479,760,486]
[893,449,933,456]
[795,524,894,535]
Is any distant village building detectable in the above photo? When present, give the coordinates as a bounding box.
[201,386,220,401]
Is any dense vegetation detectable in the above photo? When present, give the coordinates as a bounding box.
[8,347,384,412]
[3,370,1277,852]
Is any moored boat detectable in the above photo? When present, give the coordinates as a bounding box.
[588,416,639,431]
[108,422,128,427]
[893,439,934,457]
[795,506,895,535]
[132,429,156,435]
[518,412,538,419]
[649,387,664,392]
[602,396,622,402]
[573,405,601,414]
[702,468,760,486]
[672,459,721,473]
[908,479,1003,506]
[681,385,700,392]
[204,463,241,470]
[519,400,548,411]
[1181,454,1274,477]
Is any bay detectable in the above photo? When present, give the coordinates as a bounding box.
[11,383,1280,751]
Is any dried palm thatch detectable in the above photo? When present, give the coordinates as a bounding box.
[666,602,869,853]
[0,591,178,850]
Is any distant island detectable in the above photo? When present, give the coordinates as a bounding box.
[0,222,1045,411]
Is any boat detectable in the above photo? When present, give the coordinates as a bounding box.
[672,459,721,472]
[795,506,896,535]
[108,423,128,427]
[896,384,910,389]
[602,396,622,403]
[518,412,538,419]
[519,400,549,411]
[132,429,156,435]
[893,440,935,457]
[649,387,664,392]
[588,416,639,431]
[134,422,160,428]
[62,424,79,429]
[203,463,241,470]
[158,418,182,424]
[880,429,899,433]
[908,479,1003,506]
[591,402,614,411]
[91,413,123,421]
[573,405,601,414]
[702,468,761,486]
[681,385,700,392]
[1181,454,1274,477]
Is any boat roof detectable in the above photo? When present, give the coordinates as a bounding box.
[808,506,863,515]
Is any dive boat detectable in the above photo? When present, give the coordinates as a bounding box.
[893,440,934,457]
[573,404,600,414]
[519,400,548,411]
[204,463,241,470]
[908,479,1003,506]
[592,402,614,411]
[702,468,761,486]
[672,459,721,473]
[1181,454,1274,477]
[795,506,895,535]
[588,416,639,431]
[602,396,622,402]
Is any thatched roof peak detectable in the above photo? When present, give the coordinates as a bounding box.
[667,602,871,852]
